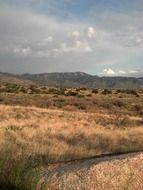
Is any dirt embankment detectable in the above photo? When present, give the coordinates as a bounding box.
[39,153,143,190]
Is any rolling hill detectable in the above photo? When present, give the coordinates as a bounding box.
[0,72,143,89]
[0,73,35,86]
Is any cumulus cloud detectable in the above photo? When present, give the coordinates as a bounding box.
[102,69,140,77]
[75,41,81,48]
[118,70,127,75]
[53,41,93,54]
[103,68,115,76]
[0,1,142,74]
[128,70,138,74]
[13,47,32,56]
[87,27,96,38]
[35,39,93,57]
[74,41,93,52]
[85,46,92,52]
[42,36,53,43]
[68,31,80,38]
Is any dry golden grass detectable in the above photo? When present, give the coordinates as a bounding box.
[0,86,143,116]
[0,104,143,164]
[0,88,142,189]
[45,153,143,190]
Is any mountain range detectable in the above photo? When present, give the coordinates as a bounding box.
[0,72,143,89]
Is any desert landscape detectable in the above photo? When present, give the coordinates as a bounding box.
[0,81,143,189]
[1,0,143,189]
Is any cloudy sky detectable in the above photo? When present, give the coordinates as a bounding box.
[0,0,143,76]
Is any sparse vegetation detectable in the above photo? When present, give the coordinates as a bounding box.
[92,89,98,94]
[65,90,78,96]
[102,89,112,95]
[0,84,142,189]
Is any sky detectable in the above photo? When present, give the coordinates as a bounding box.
[0,0,143,76]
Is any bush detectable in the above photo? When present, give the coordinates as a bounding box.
[18,86,27,93]
[116,89,123,94]
[5,84,20,93]
[124,90,139,96]
[48,88,66,95]
[0,97,3,102]
[48,88,59,94]
[92,89,98,94]
[65,90,78,96]
[102,89,112,95]
[58,88,66,95]
[79,87,87,91]
[77,94,84,98]
[87,94,92,97]
[74,103,86,110]
[112,100,126,108]
[41,86,47,90]
[132,104,143,115]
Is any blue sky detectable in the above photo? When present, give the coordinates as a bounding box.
[0,0,143,76]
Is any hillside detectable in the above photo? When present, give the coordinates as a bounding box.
[16,72,143,89]
[0,72,143,89]
[0,73,35,86]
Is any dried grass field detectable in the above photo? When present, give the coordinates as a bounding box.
[0,85,143,189]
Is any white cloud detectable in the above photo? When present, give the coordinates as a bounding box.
[75,40,81,48]
[117,70,140,77]
[128,70,138,74]
[0,2,143,74]
[13,47,32,56]
[53,41,93,54]
[42,36,53,43]
[118,70,127,74]
[135,37,142,44]
[103,68,115,75]
[22,47,32,55]
[85,46,92,52]
[100,69,142,77]
[69,31,80,38]
[13,48,21,54]
[60,42,71,53]
[74,41,93,52]
[128,26,136,32]
[87,27,95,38]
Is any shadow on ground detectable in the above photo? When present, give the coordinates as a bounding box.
[0,183,28,190]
